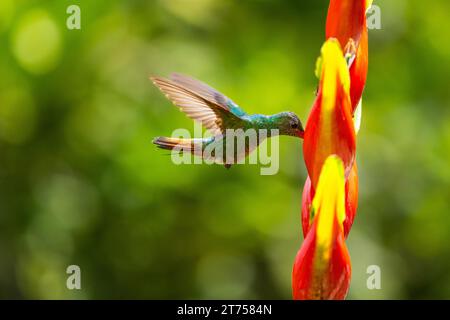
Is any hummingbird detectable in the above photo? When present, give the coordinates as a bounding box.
[152,73,304,168]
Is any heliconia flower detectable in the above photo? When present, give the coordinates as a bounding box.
[325,0,372,113]
[293,155,351,300]
[301,162,358,238]
[303,39,356,190]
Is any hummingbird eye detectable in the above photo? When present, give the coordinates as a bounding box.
[291,122,298,129]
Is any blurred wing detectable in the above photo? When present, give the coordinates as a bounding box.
[170,73,246,116]
[151,74,246,135]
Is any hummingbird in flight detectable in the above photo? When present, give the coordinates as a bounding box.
[152,73,304,168]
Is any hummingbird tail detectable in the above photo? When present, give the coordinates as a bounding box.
[154,136,234,169]
[153,136,201,154]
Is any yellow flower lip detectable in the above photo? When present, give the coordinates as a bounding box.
[320,38,350,108]
[312,155,346,264]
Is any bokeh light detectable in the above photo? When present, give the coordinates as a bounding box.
[11,9,62,74]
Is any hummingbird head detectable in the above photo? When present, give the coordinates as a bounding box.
[274,112,305,138]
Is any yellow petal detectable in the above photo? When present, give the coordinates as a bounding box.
[320,39,350,113]
[312,155,346,264]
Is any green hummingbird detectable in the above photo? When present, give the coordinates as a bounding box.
[152,73,304,168]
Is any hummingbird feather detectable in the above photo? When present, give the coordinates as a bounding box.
[152,73,304,168]
[151,74,246,135]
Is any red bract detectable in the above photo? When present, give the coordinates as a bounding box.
[293,1,372,300]
[303,39,356,190]
[345,162,358,233]
[293,156,351,300]
[326,0,372,113]
[301,162,358,238]
[301,176,314,237]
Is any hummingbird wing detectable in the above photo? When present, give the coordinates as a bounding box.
[151,73,248,135]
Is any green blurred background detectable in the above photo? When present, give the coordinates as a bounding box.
[0,0,449,299]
